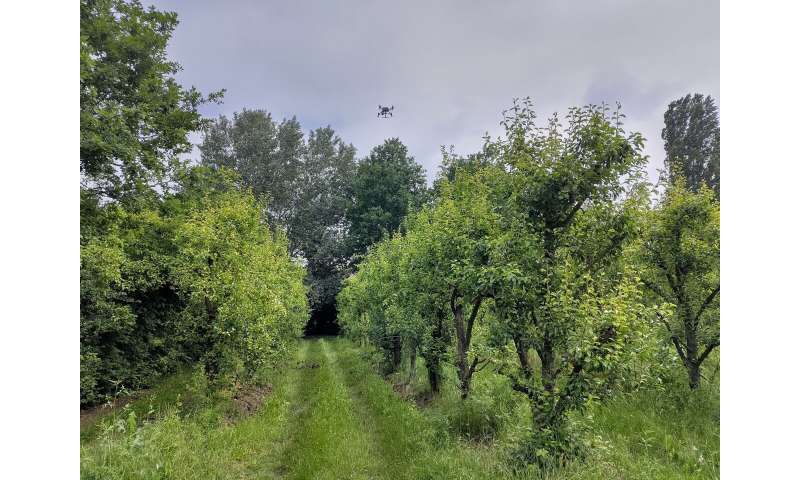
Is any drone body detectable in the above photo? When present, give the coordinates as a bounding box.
[378,104,394,118]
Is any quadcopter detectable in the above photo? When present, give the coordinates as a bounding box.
[377,104,394,118]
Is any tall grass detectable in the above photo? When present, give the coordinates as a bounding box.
[80,338,719,479]
[80,364,295,479]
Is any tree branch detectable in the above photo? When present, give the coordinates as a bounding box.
[642,278,672,302]
[657,312,689,366]
[513,335,532,377]
[467,355,483,378]
[475,358,491,373]
[671,336,688,368]
[697,340,720,367]
[644,242,679,294]
[465,295,484,348]
[510,378,533,397]
[694,285,720,324]
[656,311,676,337]
[450,287,459,316]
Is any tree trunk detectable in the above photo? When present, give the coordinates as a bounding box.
[407,343,417,385]
[390,335,402,373]
[423,311,446,395]
[452,292,471,399]
[682,306,700,389]
[538,335,556,393]
[427,366,440,394]
[688,362,701,390]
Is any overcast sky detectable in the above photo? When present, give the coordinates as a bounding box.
[151,0,719,183]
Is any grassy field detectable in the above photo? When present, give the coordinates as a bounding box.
[80,338,719,479]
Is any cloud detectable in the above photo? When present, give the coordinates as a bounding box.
[152,0,719,183]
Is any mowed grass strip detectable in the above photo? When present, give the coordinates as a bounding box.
[331,338,500,480]
[280,338,386,480]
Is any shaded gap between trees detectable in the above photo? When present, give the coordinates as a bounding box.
[304,302,340,336]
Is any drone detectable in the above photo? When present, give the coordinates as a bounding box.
[377,104,394,118]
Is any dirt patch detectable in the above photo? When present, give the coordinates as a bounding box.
[389,378,434,408]
[295,361,320,369]
[412,390,435,408]
[392,381,413,398]
[80,389,151,430]
[230,384,273,419]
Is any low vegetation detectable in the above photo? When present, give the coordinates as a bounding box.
[80,338,719,479]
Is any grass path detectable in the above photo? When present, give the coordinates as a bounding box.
[278,338,389,479]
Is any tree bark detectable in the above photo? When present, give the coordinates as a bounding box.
[688,362,701,390]
[423,309,446,394]
[390,335,402,373]
[407,342,417,385]
[451,288,483,399]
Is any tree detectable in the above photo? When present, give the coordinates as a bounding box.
[639,181,720,389]
[337,234,407,373]
[395,210,453,394]
[80,0,222,201]
[201,115,357,323]
[339,167,508,398]
[347,138,428,257]
[662,94,720,197]
[80,166,310,404]
[294,127,358,313]
[174,186,308,378]
[199,110,304,225]
[487,99,652,462]
[425,170,506,399]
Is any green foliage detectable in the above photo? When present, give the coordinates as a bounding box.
[337,233,407,373]
[80,167,308,405]
[484,99,653,462]
[80,0,222,200]
[338,167,506,395]
[200,113,357,312]
[173,189,308,378]
[340,99,671,463]
[347,138,429,256]
[434,146,493,192]
[80,194,181,403]
[662,94,720,197]
[638,180,720,389]
[80,9,721,466]
[199,110,304,226]
[80,1,307,406]
[295,127,358,310]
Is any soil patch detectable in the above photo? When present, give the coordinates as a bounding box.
[230,384,273,419]
[295,361,320,369]
[80,389,151,430]
[412,390,435,408]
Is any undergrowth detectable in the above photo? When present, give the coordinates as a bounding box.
[80,338,719,479]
